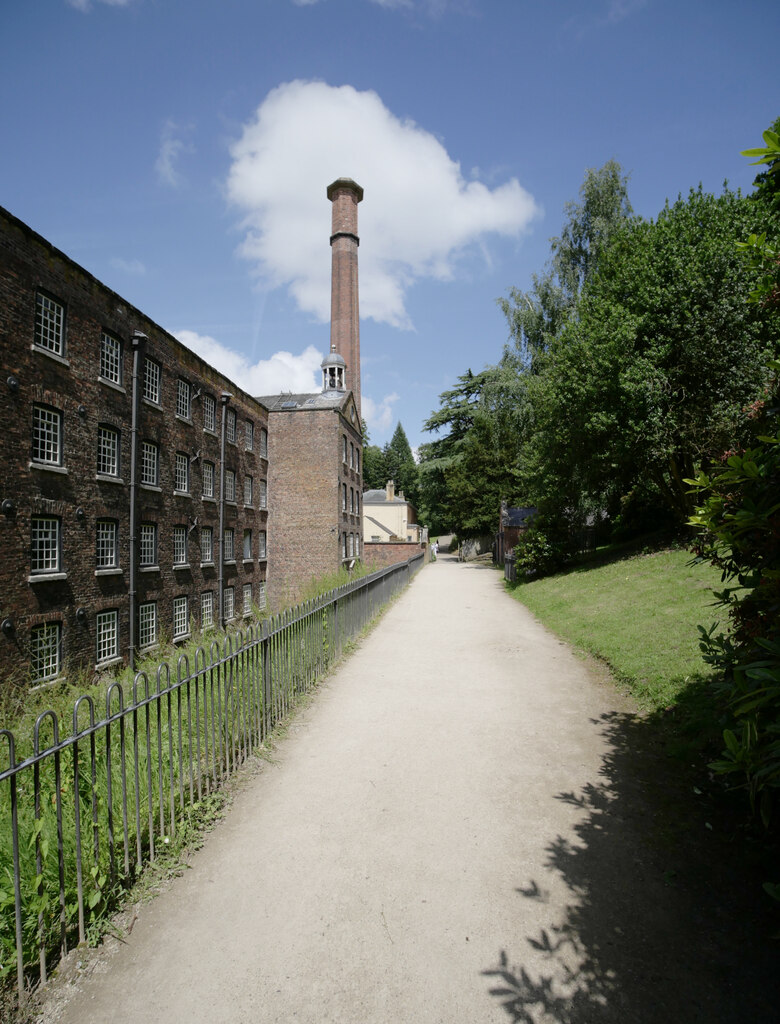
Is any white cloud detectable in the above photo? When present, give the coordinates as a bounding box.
[110,257,145,276]
[174,330,323,396]
[67,0,132,11]
[362,392,400,436]
[156,121,194,187]
[226,81,539,329]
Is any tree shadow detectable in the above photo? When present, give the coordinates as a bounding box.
[482,707,780,1022]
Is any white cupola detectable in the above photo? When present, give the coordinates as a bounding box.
[321,347,347,393]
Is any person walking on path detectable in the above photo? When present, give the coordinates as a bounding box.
[41,555,778,1023]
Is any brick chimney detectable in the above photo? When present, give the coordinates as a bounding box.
[386,479,395,501]
[327,177,363,417]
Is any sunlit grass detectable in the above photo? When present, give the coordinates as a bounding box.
[508,547,724,711]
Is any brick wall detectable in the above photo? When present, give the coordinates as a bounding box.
[362,541,426,570]
[0,206,268,686]
[265,405,362,609]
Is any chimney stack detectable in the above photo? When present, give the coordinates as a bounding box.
[386,479,395,502]
[327,177,363,418]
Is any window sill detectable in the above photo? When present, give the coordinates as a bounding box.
[142,398,162,412]
[175,414,193,426]
[243,558,254,565]
[139,565,159,573]
[138,643,159,654]
[31,676,65,693]
[95,656,123,670]
[257,555,267,562]
[203,427,217,437]
[95,568,122,577]
[31,345,69,367]
[98,377,126,394]
[173,490,191,498]
[96,474,124,485]
[28,572,67,583]
[225,500,237,508]
[29,462,68,475]
[202,495,216,503]
[224,559,236,566]
[173,633,191,644]
[200,561,215,569]
[140,483,161,493]
[173,563,191,571]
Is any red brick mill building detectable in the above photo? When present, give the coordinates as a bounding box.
[0,178,364,686]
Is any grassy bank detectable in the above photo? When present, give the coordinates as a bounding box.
[507,546,723,712]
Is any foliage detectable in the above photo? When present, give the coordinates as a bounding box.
[498,160,633,369]
[524,183,779,539]
[381,422,419,507]
[361,443,387,491]
[684,124,780,824]
[419,362,527,537]
[512,526,562,577]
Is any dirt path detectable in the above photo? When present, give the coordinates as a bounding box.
[40,555,778,1023]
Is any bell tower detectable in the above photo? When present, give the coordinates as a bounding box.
[327,177,363,417]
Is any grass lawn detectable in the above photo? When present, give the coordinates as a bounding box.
[508,546,725,712]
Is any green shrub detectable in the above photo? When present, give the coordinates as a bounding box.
[688,361,780,822]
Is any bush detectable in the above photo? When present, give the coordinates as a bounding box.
[688,361,780,822]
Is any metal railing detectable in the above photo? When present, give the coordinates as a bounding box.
[0,553,424,1001]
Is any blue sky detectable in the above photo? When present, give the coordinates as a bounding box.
[2,0,778,450]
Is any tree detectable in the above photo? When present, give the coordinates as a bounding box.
[382,423,419,507]
[498,160,633,370]
[419,364,527,537]
[686,123,780,823]
[362,444,388,491]
[524,184,780,529]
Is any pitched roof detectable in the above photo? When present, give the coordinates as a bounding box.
[362,489,408,504]
[255,391,351,412]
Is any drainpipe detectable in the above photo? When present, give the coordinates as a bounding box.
[128,331,147,671]
[218,392,232,628]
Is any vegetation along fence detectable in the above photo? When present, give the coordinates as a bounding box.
[0,553,424,1000]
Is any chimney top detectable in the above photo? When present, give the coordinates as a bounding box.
[327,178,364,202]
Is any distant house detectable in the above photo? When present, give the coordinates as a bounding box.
[496,500,536,562]
[362,480,424,543]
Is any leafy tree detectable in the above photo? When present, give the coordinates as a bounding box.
[499,160,633,369]
[362,443,387,491]
[525,184,780,529]
[420,364,527,537]
[687,124,780,823]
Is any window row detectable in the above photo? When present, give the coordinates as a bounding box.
[29,517,266,574]
[341,484,360,515]
[342,533,361,560]
[31,407,267,506]
[342,435,360,473]
[29,581,268,682]
[32,291,268,456]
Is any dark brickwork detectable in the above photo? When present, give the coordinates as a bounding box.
[264,400,362,609]
[0,207,268,687]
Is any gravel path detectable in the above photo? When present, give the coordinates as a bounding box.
[40,555,778,1023]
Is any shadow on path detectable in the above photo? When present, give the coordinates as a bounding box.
[482,709,780,1023]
